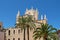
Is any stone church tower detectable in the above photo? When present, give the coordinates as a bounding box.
[16,10,21,28]
[40,14,47,24]
[16,10,20,24]
[25,7,38,20]
[15,8,47,40]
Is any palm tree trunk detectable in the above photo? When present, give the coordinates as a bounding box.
[44,34,47,40]
[24,28,25,40]
[39,38,40,40]
[44,37,47,40]
[27,26,29,40]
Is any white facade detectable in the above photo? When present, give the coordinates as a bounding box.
[5,28,34,40]
[25,8,38,20]
[6,8,47,40]
[6,28,24,40]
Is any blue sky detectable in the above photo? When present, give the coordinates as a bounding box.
[0,0,60,29]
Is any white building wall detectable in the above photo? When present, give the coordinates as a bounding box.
[25,8,38,20]
[6,8,47,40]
[6,28,24,40]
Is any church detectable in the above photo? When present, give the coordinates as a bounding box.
[5,7,47,40]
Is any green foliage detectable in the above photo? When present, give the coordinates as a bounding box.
[33,24,58,40]
[16,15,36,40]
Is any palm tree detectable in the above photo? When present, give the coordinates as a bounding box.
[16,15,36,40]
[33,24,57,40]
[16,16,27,40]
[25,15,36,40]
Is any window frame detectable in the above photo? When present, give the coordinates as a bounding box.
[13,30,15,34]
[18,30,20,34]
[8,30,10,35]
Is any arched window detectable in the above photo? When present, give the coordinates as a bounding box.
[8,30,10,35]
[18,30,20,34]
[8,39,10,40]
[13,30,15,34]
[13,38,15,40]
[0,25,1,29]
[18,38,20,40]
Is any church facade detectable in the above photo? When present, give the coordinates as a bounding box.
[5,8,47,40]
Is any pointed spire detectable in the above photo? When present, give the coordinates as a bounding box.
[36,8,38,14]
[31,6,33,10]
[36,8,38,11]
[44,14,47,20]
[16,10,20,24]
[26,8,28,11]
[41,15,43,20]
[17,10,20,18]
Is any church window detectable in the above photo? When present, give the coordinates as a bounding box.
[13,30,15,34]
[8,30,10,35]
[0,25,1,28]
[18,38,20,40]
[8,39,10,40]
[18,30,20,34]
[13,38,15,40]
